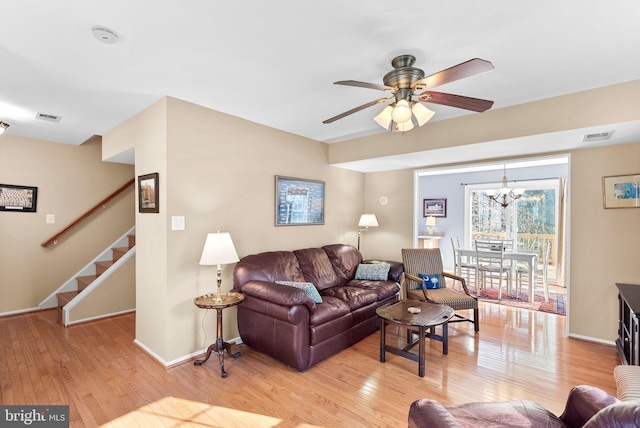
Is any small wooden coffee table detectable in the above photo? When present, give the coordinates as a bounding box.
[376,300,455,377]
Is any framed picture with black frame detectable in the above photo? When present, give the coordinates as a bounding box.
[275,176,325,226]
[138,173,159,213]
[0,184,38,212]
[423,198,447,217]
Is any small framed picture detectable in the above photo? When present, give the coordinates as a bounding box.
[275,176,325,226]
[138,173,159,213]
[0,184,38,212]
[423,198,447,217]
[602,173,640,209]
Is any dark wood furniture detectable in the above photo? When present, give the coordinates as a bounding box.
[616,283,640,365]
[377,300,454,377]
[194,292,244,378]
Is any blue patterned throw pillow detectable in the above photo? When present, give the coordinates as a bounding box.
[418,273,441,289]
[275,281,323,303]
[354,262,391,281]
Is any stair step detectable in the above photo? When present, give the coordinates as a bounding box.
[76,275,97,291]
[95,260,114,276]
[128,234,136,248]
[112,246,130,261]
[57,291,79,307]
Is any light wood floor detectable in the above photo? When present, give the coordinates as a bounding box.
[0,302,619,428]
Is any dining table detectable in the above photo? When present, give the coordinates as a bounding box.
[454,247,538,303]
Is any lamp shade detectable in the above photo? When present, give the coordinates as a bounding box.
[425,216,436,227]
[374,105,393,129]
[199,232,239,266]
[411,103,435,126]
[358,214,379,228]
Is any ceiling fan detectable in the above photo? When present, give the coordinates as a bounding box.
[323,55,495,132]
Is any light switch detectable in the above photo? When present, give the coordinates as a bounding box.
[46,214,55,224]
[171,216,185,231]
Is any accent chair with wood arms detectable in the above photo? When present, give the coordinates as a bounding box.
[401,248,479,333]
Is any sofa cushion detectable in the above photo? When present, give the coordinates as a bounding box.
[276,281,322,303]
[348,279,400,301]
[294,248,339,290]
[322,244,362,285]
[233,251,305,288]
[355,262,391,280]
[583,400,640,427]
[321,286,378,310]
[447,400,565,428]
[309,296,350,325]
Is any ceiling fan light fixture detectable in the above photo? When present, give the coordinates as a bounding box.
[391,99,412,123]
[394,120,414,133]
[412,102,435,126]
[374,105,393,129]
[0,121,9,134]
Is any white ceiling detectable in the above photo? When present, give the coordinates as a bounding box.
[2,1,640,171]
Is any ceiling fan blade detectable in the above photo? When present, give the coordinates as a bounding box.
[334,80,395,92]
[411,58,494,90]
[418,91,494,112]
[322,97,391,124]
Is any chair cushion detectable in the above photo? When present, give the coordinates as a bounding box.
[355,262,390,280]
[408,287,478,311]
[275,281,323,303]
[614,365,640,401]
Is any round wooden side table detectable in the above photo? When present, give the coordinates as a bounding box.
[193,292,244,378]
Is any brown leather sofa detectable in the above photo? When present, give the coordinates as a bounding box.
[408,384,640,427]
[232,244,402,371]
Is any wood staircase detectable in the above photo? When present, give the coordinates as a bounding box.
[56,234,136,309]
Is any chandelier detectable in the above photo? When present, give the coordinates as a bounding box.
[486,165,526,208]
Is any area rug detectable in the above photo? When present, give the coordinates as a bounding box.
[467,286,566,316]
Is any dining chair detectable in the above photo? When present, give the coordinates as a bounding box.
[401,248,479,332]
[516,239,551,301]
[451,237,476,286]
[474,240,512,300]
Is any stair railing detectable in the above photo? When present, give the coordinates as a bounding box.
[41,179,135,248]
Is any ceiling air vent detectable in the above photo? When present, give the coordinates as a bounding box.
[583,131,614,142]
[35,112,62,122]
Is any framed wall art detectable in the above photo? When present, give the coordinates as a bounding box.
[138,173,159,213]
[602,173,640,209]
[423,198,447,217]
[275,176,325,226]
[0,184,38,212]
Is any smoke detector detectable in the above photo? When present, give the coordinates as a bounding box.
[92,26,119,44]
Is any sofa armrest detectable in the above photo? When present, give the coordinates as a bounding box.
[408,399,461,428]
[559,385,619,428]
[237,280,316,311]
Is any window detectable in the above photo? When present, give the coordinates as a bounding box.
[465,179,559,281]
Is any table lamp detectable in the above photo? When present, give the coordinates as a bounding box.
[357,213,379,250]
[425,216,436,235]
[199,231,239,303]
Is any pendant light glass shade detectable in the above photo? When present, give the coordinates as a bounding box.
[411,103,435,126]
[373,105,393,129]
[391,99,412,123]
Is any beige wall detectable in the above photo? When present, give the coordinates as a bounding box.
[103,97,365,364]
[570,143,640,341]
[0,135,134,313]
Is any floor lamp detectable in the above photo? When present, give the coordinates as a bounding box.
[357,214,379,250]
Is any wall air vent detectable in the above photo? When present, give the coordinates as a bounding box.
[583,131,614,142]
[35,112,62,122]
